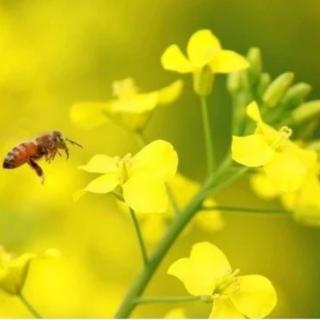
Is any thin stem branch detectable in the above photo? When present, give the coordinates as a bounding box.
[18,292,41,318]
[200,96,214,176]
[201,205,289,215]
[114,159,245,318]
[134,295,202,304]
[129,208,148,266]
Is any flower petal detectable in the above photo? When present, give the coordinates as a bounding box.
[230,275,277,318]
[187,29,221,67]
[210,295,244,318]
[165,308,186,318]
[264,147,317,193]
[195,202,224,232]
[250,173,279,199]
[84,173,120,194]
[131,140,178,181]
[210,50,249,73]
[158,80,184,105]
[123,175,168,213]
[232,135,274,167]
[168,242,232,296]
[78,155,119,173]
[70,102,108,129]
[161,45,194,73]
[0,253,36,295]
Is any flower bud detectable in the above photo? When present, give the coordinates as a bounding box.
[262,72,294,108]
[292,100,320,123]
[247,47,262,85]
[281,83,312,110]
[193,65,214,96]
[256,73,271,97]
[227,71,245,94]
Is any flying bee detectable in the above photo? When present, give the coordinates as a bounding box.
[2,130,82,183]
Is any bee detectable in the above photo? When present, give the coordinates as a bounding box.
[2,130,82,183]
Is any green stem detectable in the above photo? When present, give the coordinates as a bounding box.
[129,208,148,266]
[134,295,202,304]
[114,160,244,318]
[202,205,289,215]
[18,292,41,318]
[200,96,215,176]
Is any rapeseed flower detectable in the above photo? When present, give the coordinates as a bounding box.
[70,78,183,131]
[232,102,317,193]
[161,29,248,95]
[0,247,59,295]
[77,140,178,214]
[168,242,277,318]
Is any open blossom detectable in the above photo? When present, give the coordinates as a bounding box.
[0,246,59,295]
[232,101,317,193]
[251,167,320,227]
[137,173,224,244]
[161,29,249,75]
[168,242,277,318]
[70,78,183,132]
[77,140,178,214]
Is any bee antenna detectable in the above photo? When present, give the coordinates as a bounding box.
[65,138,83,148]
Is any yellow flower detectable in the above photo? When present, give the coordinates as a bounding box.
[78,140,178,214]
[70,78,183,132]
[0,247,58,295]
[168,242,277,318]
[161,29,248,95]
[232,101,317,193]
[137,173,224,244]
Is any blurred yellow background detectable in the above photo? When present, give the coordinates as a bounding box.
[0,0,320,317]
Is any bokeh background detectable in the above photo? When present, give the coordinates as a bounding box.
[0,0,320,317]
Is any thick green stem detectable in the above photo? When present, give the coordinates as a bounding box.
[202,205,289,215]
[129,208,148,266]
[114,161,244,318]
[18,292,41,318]
[200,96,215,176]
[134,295,202,304]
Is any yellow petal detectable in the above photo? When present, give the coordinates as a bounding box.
[108,92,158,113]
[0,253,36,295]
[84,173,120,194]
[210,50,249,73]
[161,45,194,73]
[232,135,274,167]
[250,173,279,199]
[168,242,232,296]
[210,295,244,318]
[246,101,262,122]
[158,80,184,105]
[229,275,277,318]
[187,29,221,67]
[131,140,178,181]
[70,102,108,130]
[264,147,317,193]
[123,175,168,213]
[78,155,119,173]
[104,93,158,131]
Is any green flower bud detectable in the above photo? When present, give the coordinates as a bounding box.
[281,82,312,110]
[292,100,320,123]
[256,73,271,97]
[247,47,262,85]
[227,71,242,94]
[193,65,214,96]
[262,72,294,108]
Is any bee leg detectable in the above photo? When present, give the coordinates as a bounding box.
[28,158,45,184]
[61,145,69,159]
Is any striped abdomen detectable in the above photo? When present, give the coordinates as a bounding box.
[3,141,39,169]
